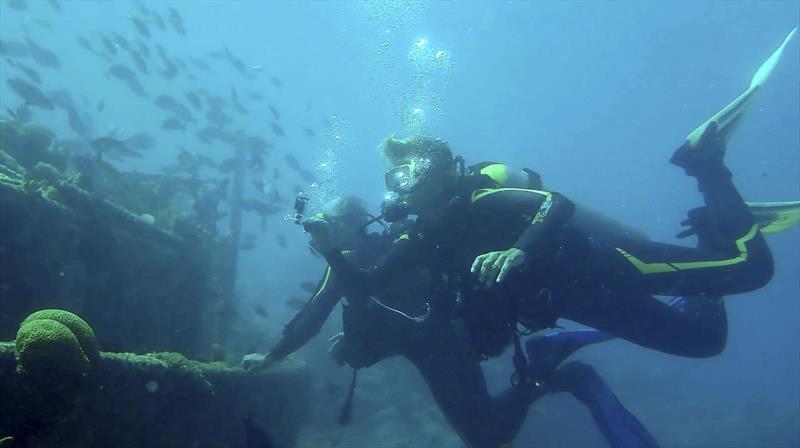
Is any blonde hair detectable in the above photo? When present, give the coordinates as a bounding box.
[379,135,453,167]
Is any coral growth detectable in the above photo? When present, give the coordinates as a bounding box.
[15,309,99,378]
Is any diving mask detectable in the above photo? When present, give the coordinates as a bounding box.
[383,156,433,193]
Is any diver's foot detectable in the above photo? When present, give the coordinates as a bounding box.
[526,330,615,382]
[671,121,728,178]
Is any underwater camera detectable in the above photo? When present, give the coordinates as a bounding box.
[293,193,310,225]
[380,193,410,223]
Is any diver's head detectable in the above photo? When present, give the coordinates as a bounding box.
[313,196,370,239]
[381,135,457,216]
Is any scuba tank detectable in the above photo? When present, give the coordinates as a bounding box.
[469,161,543,190]
[473,161,650,242]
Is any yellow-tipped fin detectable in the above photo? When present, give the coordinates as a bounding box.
[748,200,800,235]
[686,27,797,148]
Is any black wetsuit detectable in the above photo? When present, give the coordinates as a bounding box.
[270,230,535,447]
[269,228,658,448]
[323,163,773,359]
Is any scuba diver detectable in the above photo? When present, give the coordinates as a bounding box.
[307,28,798,361]
[243,196,660,448]
[308,128,769,361]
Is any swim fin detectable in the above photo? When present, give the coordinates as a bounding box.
[684,27,797,150]
[676,201,800,239]
[746,201,800,235]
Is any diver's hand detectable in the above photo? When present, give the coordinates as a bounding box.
[471,248,526,286]
[302,216,334,252]
[241,352,276,371]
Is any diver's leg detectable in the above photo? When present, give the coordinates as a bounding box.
[603,124,774,298]
[574,198,772,299]
[555,291,727,358]
[548,197,733,357]
[404,319,498,448]
[611,232,772,297]
[404,318,538,448]
[526,330,615,381]
[549,361,660,448]
[636,122,776,295]
[520,331,659,447]
[671,121,753,236]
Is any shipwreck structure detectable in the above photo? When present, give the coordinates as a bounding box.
[0,119,230,356]
[0,119,310,447]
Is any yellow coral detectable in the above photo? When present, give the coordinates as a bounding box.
[15,309,99,378]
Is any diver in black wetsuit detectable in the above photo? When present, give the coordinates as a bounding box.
[243,196,659,448]
[309,126,773,362]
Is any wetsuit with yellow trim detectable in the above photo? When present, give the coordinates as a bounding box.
[323,156,774,360]
[471,175,772,297]
[463,162,730,357]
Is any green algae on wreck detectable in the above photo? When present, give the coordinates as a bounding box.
[0,341,310,448]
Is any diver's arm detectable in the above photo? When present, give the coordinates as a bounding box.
[270,267,342,360]
[321,233,421,296]
[469,187,575,254]
[512,191,575,254]
[471,188,575,284]
[320,250,368,294]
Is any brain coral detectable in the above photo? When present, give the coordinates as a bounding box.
[15,309,99,378]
